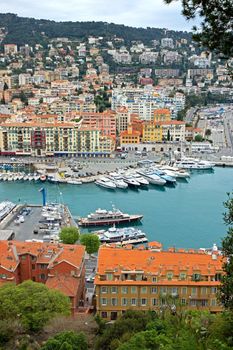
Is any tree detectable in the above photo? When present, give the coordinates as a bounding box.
[205,129,211,137]
[194,134,203,142]
[41,331,88,350]
[0,280,70,332]
[167,129,171,141]
[219,193,233,310]
[59,226,80,244]
[80,234,100,254]
[164,0,233,57]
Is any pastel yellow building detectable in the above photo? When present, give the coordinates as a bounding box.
[142,122,163,142]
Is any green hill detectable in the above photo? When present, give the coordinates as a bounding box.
[0,13,191,47]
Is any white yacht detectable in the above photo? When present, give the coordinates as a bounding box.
[174,158,215,170]
[131,173,149,186]
[137,169,166,186]
[95,177,117,189]
[109,177,128,189]
[123,175,141,187]
[159,165,190,179]
[18,174,24,181]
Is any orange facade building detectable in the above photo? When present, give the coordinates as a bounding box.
[95,244,223,320]
[0,241,86,314]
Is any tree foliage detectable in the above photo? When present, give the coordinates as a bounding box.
[164,0,233,57]
[194,134,203,142]
[0,280,70,332]
[80,233,100,254]
[41,331,88,350]
[219,193,233,310]
[95,310,233,350]
[59,226,80,244]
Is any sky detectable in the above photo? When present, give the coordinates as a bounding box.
[1,0,198,31]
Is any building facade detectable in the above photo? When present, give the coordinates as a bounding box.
[95,244,223,321]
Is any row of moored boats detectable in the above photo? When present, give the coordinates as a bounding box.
[95,158,215,190]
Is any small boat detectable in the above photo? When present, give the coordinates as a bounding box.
[95,177,116,190]
[28,173,34,181]
[13,174,19,181]
[23,175,29,181]
[7,174,13,181]
[67,179,82,185]
[18,174,24,181]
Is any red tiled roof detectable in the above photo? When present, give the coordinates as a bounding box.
[46,275,80,297]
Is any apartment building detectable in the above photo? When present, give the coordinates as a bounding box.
[4,44,18,55]
[116,107,131,133]
[95,244,223,320]
[142,121,162,142]
[154,109,171,122]
[159,120,186,141]
[0,121,113,157]
[0,240,86,314]
[79,111,116,137]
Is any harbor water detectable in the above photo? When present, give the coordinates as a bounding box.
[0,167,232,249]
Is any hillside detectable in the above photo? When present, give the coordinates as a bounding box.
[0,13,191,47]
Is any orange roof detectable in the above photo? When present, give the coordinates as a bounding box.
[120,130,140,136]
[95,245,223,283]
[0,241,85,270]
[154,109,171,114]
[46,275,80,297]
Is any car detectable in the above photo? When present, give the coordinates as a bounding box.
[85,274,95,283]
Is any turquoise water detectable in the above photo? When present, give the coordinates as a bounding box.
[0,167,232,249]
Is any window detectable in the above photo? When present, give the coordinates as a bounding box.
[101,287,108,294]
[160,287,167,295]
[21,255,26,260]
[211,287,217,294]
[141,298,147,306]
[181,299,186,305]
[40,274,46,280]
[131,298,137,306]
[151,287,157,294]
[141,287,147,294]
[101,312,108,318]
[211,299,216,306]
[32,264,35,270]
[200,300,208,307]
[201,287,207,295]
[167,272,173,280]
[122,287,128,294]
[190,300,196,307]
[106,273,113,281]
[111,286,117,293]
[121,298,127,306]
[182,287,187,295]
[171,287,178,296]
[192,273,201,281]
[191,287,197,295]
[101,298,107,306]
[179,272,186,280]
[131,286,137,294]
[152,298,158,306]
[111,298,117,306]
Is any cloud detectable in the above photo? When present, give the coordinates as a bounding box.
[1,0,197,30]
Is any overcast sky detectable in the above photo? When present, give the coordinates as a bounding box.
[1,0,197,31]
